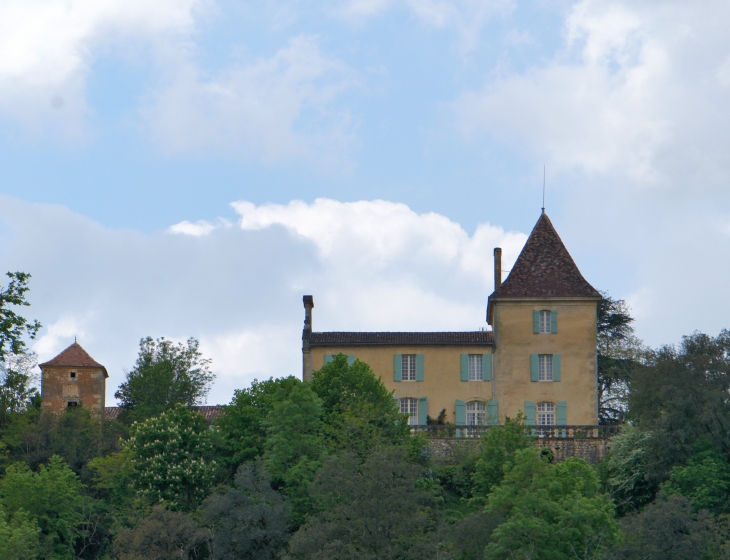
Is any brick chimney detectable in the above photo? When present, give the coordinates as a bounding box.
[302,295,314,380]
[494,247,502,291]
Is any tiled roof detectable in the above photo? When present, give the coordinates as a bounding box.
[309,331,494,345]
[39,343,108,376]
[494,213,600,299]
[104,405,223,422]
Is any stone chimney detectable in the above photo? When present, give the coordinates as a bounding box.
[302,295,314,380]
[494,248,502,291]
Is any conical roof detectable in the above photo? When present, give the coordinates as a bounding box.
[494,213,600,298]
[39,342,108,376]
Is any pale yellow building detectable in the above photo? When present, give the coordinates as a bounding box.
[302,213,601,427]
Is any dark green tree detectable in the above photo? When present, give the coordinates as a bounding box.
[0,272,42,361]
[203,459,290,560]
[115,337,215,424]
[0,353,39,428]
[602,425,656,515]
[661,448,730,514]
[287,447,438,560]
[0,505,40,560]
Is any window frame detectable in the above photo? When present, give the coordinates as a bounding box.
[401,354,417,381]
[539,310,552,333]
[537,402,555,426]
[538,354,553,381]
[400,397,418,426]
[468,354,483,381]
[466,401,487,426]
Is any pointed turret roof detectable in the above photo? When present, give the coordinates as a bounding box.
[494,213,600,299]
[39,342,108,377]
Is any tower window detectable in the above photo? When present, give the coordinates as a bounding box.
[539,310,552,333]
[466,401,486,425]
[70,371,76,379]
[468,355,483,380]
[537,402,555,425]
[67,401,79,408]
[401,355,417,381]
[539,355,553,381]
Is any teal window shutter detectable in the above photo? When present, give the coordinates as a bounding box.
[416,354,425,381]
[393,354,402,382]
[557,401,567,425]
[483,353,491,381]
[324,354,334,365]
[551,309,558,333]
[487,400,498,425]
[393,396,400,411]
[530,354,539,382]
[455,400,466,426]
[533,310,540,334]
[418,397,428,425]
[524,401,536,425]
[553,354,561,382]
[347,354,355,366]
[460,354,469,381]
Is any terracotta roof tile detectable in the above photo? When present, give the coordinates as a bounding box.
[310,331,493,345]
[494,214,600,299]
[39,343,108,376]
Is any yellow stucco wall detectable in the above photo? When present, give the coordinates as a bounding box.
[308,345,494,424]
[492,299,598,425]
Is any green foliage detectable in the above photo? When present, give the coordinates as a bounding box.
[0,353,39,428]
[123,405,216,511]
[662,449,730,514]
[287,447,438,560]
[0,272,42,361]
[472,413,533,497]
[484,449,619,560]
[203,459,290,560]
[112,505,210,560]
[0,455,85,559]
[603,425,655,515]
[116,337,215,424]
[0,504,40,560]
[310,353,410,455]
[264,383,325,528]
[215,376,300,475]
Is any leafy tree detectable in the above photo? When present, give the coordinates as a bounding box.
[0,352,39,427]
[123,405,217,511]
[310,354,410,456]
[88,450,139,525]
[484,449,619,560]
[471,413,533,498]
[0,505,40,560]
[287,447,438,560]
[203,459,290,560]
[0,272,42,361]
[0,455,86,559]
[116,337,215,424]
[446,509,503,560]
[661,449,730,514]
[264,383,326,528]
[603,425,656,515]
[112,505,210,560]
[215,376,300,476]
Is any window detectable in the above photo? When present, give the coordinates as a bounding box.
[537,402,555,425]
[539,354,553,381]
[70,371,77,379]
[400,398,418,426]
[466,401,486,425]
[402,354,417,381]
[67,401,79,408]
[468,354,483,381]
[539,310,552,333]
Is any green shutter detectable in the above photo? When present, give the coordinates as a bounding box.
[524,401,536,426]
[551,309,558,333]
[418,397,428,425]
[455,400,466,426]
[416,354,425,381]
[533,310,540,334]
[487,400,498,425]
[483,353,491,381]
[394,354,402,382]
[557,401,567,425]
[393,396,400,412]
[460,354,469,381]
[347,354,355,365]
[553,354,561,382]
[324,354,334,365]
[530,354,539,382]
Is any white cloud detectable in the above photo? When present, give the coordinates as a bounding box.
[455,0,730,189]
[1,196,524,405]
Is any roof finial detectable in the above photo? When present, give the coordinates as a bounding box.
[74,335,77,343]
[541,165,546,214]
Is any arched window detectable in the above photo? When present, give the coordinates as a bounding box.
[539,310,552,333]
[537,402,555,425]
[466,401,486,426]
[400,398,418,426]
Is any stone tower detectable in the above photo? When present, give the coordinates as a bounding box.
[39,342,107,416]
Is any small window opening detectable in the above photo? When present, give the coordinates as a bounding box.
[70,371,76,379]
[67,401,79,408]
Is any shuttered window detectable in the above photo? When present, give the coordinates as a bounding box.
[539,354,553,381]
[400,398,418,426]
[537,402,555,425]
[466,401,486,425]
[468,354,483,381]
[402,355,417,381]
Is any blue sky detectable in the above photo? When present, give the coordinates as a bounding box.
[2,0,730,404]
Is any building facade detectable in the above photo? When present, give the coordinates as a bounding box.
[302,213,601,427]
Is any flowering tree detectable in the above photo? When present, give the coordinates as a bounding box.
[123,405,217,511]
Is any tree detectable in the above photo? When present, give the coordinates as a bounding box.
[310,354,410,456]
[661,448,730,515]
[115,337,215,423]
[0,505,40,560]
[484,449,619,560]
[112,506,210,560]
[0,272,42,361]
[123,405,217,511]
[287,448,438,560]
[203,459,290,560]
[0,352,39,427]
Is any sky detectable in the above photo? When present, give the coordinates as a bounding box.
[2,0,730,405]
